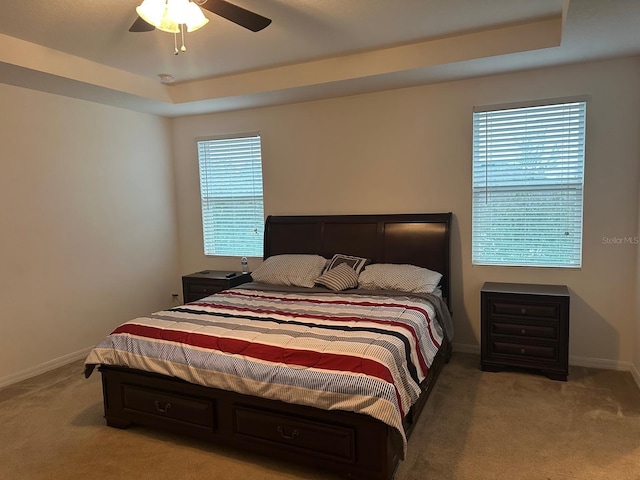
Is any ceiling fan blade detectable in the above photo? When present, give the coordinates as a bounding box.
[199,0,272,32]
[129,16,155,32]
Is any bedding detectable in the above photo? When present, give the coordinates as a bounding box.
[85,283,452,456]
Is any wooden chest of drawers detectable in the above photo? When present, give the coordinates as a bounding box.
[480,282,570,381]
[182,270,252,303]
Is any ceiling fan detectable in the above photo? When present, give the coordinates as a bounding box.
[129,0,272,33]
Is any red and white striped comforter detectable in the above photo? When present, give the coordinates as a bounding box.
[85,287,446,454]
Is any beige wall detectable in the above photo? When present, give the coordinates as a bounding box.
[0,83,179,386]
[172,56,640,368]
[636,181,640,384]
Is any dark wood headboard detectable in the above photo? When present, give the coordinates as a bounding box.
[264,213,452,306]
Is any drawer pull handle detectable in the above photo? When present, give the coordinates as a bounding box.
[154,401,172,413]
[520,348,526,354]
[520,308,527,314]
[277,426,299,440]
[520,329,527,335]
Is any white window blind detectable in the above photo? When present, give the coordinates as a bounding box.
[197,134,264,257]
[472,100,586,268]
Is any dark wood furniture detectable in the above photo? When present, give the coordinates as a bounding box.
[480,282,570,381]
[264,213,452,306]
[182,270,252,303]
[98,212,453,480]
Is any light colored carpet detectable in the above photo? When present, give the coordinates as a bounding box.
[0,353,638,480]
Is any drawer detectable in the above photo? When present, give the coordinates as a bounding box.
[233,406,355,463]
[188,283,224,295]
[491,322,558,340]
[123,385,215,430]
[492,341,557,361]
[489,301,559,320]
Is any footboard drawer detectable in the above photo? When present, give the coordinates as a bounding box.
[233,406,355,463]
[123,385,216,430]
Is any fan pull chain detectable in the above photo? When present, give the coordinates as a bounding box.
[172,26,187,55]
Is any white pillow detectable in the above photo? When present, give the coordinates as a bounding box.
[251,254,328,288]
[358,263,442,294]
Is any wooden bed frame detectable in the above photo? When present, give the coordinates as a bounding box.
[98,212,453,480]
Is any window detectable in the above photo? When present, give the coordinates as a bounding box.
[197,133,264,257]
[472,100,586,268]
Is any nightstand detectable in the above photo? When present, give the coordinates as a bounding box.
[182,270,252,303]
[480,282,570,381]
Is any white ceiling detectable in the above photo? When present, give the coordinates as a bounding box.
[0,0,638,117]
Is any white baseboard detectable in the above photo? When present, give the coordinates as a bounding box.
[0,346,92,390]
[631,363,640,390]
[451,344,640,390]
[568,354,633,372]
[570,355,640,391]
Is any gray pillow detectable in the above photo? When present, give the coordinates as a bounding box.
[251,254,328,288]
[358,263,442,294]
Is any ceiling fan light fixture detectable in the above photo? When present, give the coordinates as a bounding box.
[156,9,181,33]
[185,2,209,32]
[154,0,191,33]
[136,0,166,27]
[166,0,191,23]
[137,0,204,33]
[135,0,247,54]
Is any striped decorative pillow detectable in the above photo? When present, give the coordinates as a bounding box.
[324,254,370,275]
[315,263,359,291]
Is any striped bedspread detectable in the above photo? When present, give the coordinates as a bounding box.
[85,287,446,454]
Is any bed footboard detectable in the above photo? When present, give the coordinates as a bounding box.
[100,366,398,480]
[98,336,449,480]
